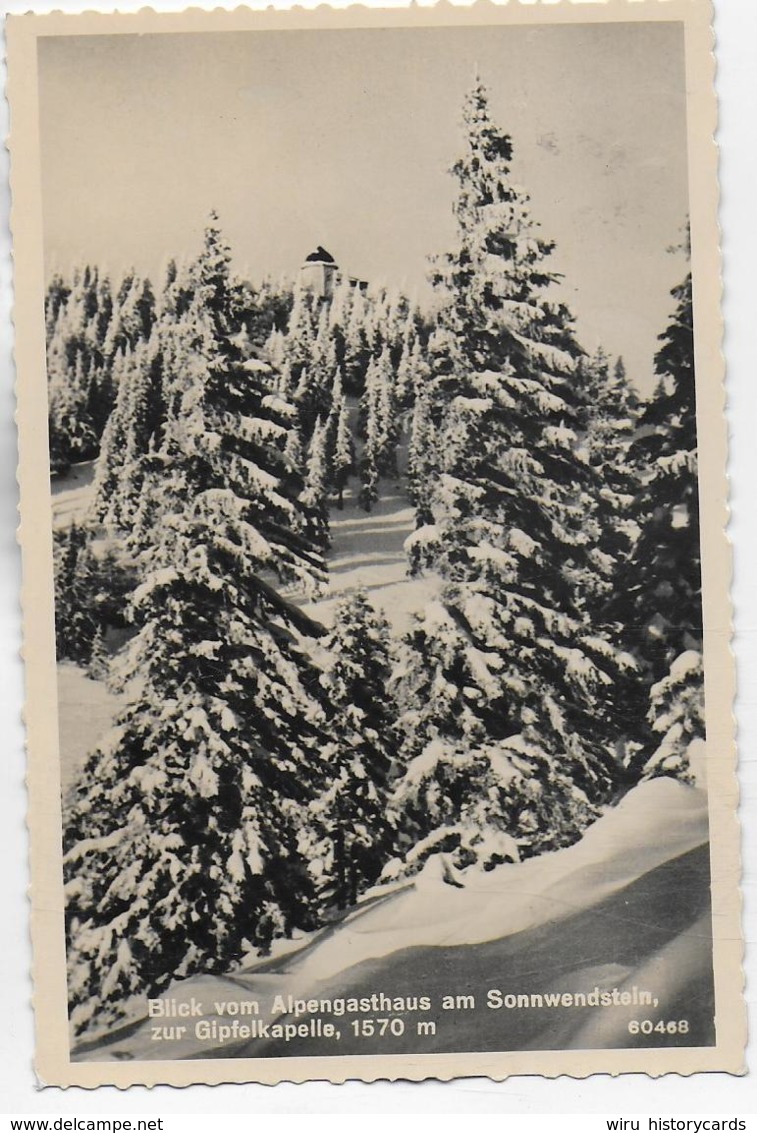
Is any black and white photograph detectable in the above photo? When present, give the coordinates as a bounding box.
[7,0,744,1086]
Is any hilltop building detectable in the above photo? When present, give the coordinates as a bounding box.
[300,246,368,300]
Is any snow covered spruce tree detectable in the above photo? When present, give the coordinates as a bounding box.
[45,265,158,474]
[308,591,396,909]
[406,382,436,529]
[47,339,97,476]
[358,451,379,514]
[574,347,639,611]
[324,371,354,509]
[53,522,98,665]
[332,394,354,509]
[46,268,104,473]
[343,287,372,395]
[392,81,633,876]
[611,258,703,781]
[356,346,399,510]
[395,330,420,410]
[87,255,227,531]
[301,415,331,549]
[63,215,336,1038]
[89,338,167,531]
[571,347,645,764]
[87,624,109,682]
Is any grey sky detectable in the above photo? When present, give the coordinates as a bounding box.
[38,21,689,391]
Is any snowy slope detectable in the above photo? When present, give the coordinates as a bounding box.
[75,777,712,1060]
[57,663,124,802]
[55,482,431,802]
[270,777,708,983]
[50,460,435,634]
[303,484,442,634]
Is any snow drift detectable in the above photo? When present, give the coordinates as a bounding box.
[76,776,712,1061]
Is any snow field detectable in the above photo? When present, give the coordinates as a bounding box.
[57,662,124,801]
[51,460,97,530]
[268,776,709,986]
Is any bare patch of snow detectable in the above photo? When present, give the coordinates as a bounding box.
[57,663,125,801]
[51,460,97,529]
[301,484,443,634]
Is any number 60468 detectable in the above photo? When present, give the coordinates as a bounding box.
[628,1019,689,1035]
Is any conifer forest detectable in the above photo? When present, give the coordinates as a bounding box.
[49,82,704,1045]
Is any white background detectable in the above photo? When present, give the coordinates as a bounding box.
[0,0,754,1116]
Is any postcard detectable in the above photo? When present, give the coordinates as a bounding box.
[7,0,744,1086]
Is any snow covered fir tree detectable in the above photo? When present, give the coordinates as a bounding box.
[64,219,338,1035]
[50,83,705,1043]
[608,252,704,783]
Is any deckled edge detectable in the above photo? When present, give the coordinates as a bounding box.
[710,0,748,1076]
